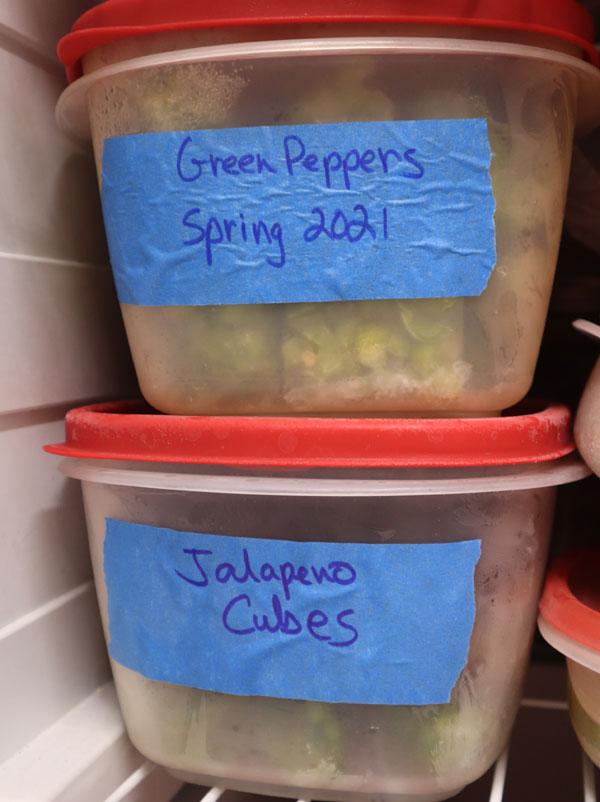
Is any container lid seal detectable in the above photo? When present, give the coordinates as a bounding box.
[539,549,600,654]
[58,0,598,82]
[44,400,575,468]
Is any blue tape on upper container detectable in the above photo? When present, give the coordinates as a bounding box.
[100,119,496,307]
[103,519,481,705]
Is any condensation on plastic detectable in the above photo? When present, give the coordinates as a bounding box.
[56,37,600,139]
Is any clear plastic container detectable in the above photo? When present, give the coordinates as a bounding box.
[56,4,600,415]
[46,401,589,802]
[539,549,600,769]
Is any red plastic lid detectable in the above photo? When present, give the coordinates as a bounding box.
[58,0,598,83]
[539,549,600,654]
[43,399,575,468]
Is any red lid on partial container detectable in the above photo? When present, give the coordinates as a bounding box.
[539,549,600,654]
[44,400,575,468]
[58,0,598,83]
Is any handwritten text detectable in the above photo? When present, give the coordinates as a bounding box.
[175,546,359,647]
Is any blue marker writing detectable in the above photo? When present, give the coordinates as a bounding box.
[182,210,286,268]
[177,135,277,181]
[176,546,356,601]
[222,592,358,647]
[283,134,425,189]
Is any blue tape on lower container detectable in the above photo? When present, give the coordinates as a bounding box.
[100,118,496,307]
[103,519,481,705]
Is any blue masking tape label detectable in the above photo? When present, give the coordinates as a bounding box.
[101,119,496,307]
[104,519,481,705]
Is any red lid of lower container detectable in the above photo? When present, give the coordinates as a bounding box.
[44,399,574,468]
[540,549,600,654]
[58,0,598,83]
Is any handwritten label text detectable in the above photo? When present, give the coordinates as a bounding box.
[101,119,496,307]
[103,521,481,705]
[175,546,358,646]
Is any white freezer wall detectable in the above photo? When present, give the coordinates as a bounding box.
[0,3,181,800]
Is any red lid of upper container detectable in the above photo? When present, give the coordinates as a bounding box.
[58,0,598,83]
[44,400,575,468]
[540,549,600,654]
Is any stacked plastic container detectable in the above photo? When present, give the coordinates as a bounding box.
[47,2,600,800]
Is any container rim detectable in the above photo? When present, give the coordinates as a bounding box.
[539,549,600,659]
[58,0,598,83]
[44,399,577,469]
[538,615,600,674]
[55,37,600,141]
[57,453,589,497]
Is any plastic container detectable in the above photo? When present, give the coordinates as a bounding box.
[46,401,589,802]
[539,549,600,769]
[55,2,600,416]
[573,319,600,477]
